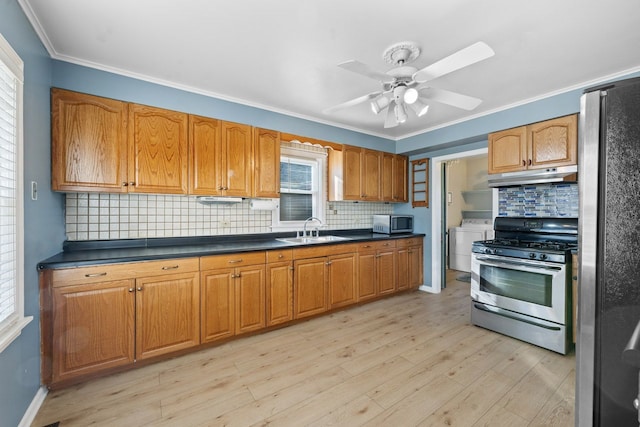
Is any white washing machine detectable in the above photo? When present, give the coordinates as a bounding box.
[449,218,494,272]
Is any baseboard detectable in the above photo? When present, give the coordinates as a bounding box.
[18,386,48,427]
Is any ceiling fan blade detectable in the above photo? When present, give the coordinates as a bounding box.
[338,60,393,83]
[413,41,494,83]
[323,91,382,114]
[384,101,398,128]
[418,87,483,111]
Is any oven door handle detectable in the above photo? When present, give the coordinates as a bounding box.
[473,303,562,331]
[475,256,563,272]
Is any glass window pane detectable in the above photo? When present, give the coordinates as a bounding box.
[280,161,312,192]
[280,193,312,221]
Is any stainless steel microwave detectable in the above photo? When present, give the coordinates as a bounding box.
[372,214,413,234]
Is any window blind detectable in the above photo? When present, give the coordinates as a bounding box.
[0,60,17,326]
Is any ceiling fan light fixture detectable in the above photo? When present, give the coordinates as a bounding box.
[395,103,408,123]
[403,88,419,104]
[370,96,390,114]
[409,100,430,117]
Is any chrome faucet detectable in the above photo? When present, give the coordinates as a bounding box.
[302,216,323,238]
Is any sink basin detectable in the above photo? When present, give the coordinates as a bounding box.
[276,235,351,245]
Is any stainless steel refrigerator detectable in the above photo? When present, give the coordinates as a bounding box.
[577,76,640,426]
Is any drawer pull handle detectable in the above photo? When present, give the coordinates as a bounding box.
[85,272,107,278]
[161,265,179,270]
[228,259,243,264]
[362,245,371,248]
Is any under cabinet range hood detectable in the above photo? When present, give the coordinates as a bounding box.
[487,165,578,187]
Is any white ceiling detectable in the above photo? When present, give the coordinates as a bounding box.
[19,0,640,140]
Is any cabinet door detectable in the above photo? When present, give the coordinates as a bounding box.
[51,89,128,192]
[221,121,253,197]
[128,104,188,194]
[135,271,200,359]
[396,247,410,291]
[189,115,223,195]
[328,253,357,309]
[52,279,135,383]
[528,114,578,170]
[377,249,397,295]
[235,265,266,334]
[488,126,527,174]
[381,152,394,202]
[293,258,327,319]
[342,145,363,200]
[254,128,280,198]
[409,244,424,288]
[393,155,408,203]
[266,261,293,326]
[357,251,377,301]
[362,149,381,201]
[201,269,235,343]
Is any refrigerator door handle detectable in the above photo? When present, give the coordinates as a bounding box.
[623,319,640,368]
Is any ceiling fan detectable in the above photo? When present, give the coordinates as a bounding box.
[324,41,495,128]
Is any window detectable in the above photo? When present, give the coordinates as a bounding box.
[0,33,29,353]
[272,144,326,230]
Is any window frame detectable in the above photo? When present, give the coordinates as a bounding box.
[271,146,326,231]
[0,32,30,354]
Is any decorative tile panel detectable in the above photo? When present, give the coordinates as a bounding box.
[498,183,578,217]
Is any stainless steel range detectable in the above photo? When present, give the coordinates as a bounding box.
[470,217,577,354]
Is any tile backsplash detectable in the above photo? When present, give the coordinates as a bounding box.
[498,183,578,217]
[64,193,393,241]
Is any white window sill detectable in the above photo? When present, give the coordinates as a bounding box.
[0,316,33,354]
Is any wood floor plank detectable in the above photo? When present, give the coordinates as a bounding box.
[31,276,575,427]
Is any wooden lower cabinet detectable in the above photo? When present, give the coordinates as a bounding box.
[328,253,357,309]
[266,250,293,326]
[293,257,328,319]
[51,279,135,383]
[135,271,200,360]
[41,238,421,388]
[45,258,200,386]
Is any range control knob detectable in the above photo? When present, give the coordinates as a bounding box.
[529,252,537,259]
[484,248,495,255]
[539,253,548,261]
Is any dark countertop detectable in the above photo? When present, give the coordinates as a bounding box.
[37,230,425,270]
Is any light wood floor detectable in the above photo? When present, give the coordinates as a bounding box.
[32,272,575,427]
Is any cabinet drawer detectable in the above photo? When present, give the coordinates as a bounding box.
[201,251,266,270]
[293,243,357,259]
[396,237,423,248]
[266,249,293,263]
[355,240,396,252]
[51,258,199,287]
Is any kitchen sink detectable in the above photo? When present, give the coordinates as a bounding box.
[276,235,352,245]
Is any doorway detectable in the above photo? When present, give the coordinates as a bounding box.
[430,148,497,293]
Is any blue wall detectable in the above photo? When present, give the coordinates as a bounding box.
[0,1,63,426]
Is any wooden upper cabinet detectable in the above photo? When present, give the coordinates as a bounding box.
[393,154,408,202]
[189,117,253,197]
[51,88,128,192]
[362,149,381,201]
[128,104,188,194]
[189,115,222,195]
[253,128,280,198]
[488,114,578,174]
[342,145,363,200]
[221,121,253,197]
[528,115,578,170]
[381,152,394,201]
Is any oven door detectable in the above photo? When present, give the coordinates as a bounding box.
[470,253,567,324]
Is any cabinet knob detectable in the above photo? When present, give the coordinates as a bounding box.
[136,286,143,291]
[218,186,224,190]
[129,182,136,186]
[326,261,332,266]
[122,182,128,187]
[528,159,532,166]
[522,159,526,167]
[128,288,135,293]
[278,254,284,259]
